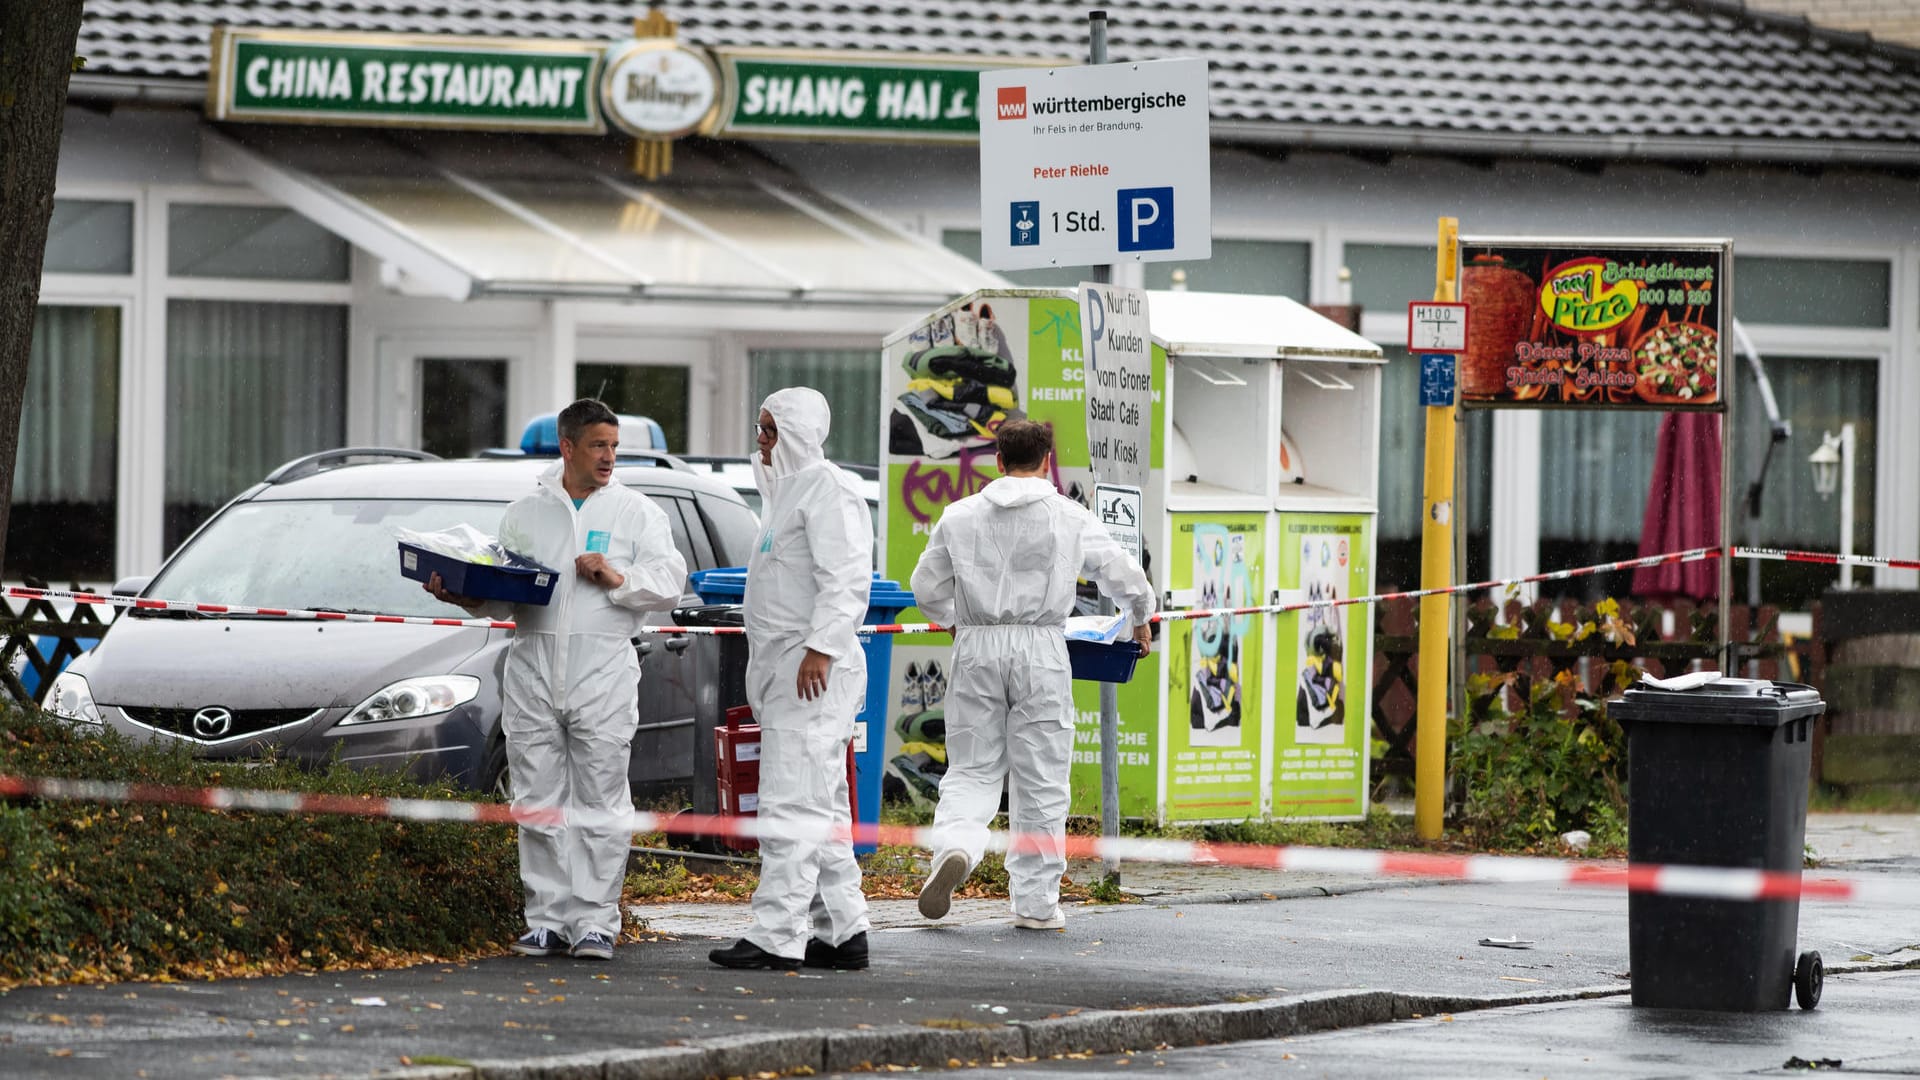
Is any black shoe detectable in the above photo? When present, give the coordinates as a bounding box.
[803,932,870,971]
[708,938,802,971]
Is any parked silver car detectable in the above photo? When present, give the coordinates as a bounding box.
[44,448,760,798]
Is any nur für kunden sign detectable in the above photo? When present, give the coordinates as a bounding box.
[1080,283,1153,488]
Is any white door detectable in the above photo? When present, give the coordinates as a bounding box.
[376,336,531,457]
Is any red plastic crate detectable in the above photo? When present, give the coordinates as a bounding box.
[713,704,858,853]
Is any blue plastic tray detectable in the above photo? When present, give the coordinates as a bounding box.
[689,567,914,620]
[398,542,559,606]
[1068,639,1143,683]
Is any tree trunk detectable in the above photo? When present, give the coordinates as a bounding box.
[0,1,88,573]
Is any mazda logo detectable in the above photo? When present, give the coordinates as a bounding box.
[191,707,234,739]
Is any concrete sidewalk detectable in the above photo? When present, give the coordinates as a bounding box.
[2,813,1916,1080]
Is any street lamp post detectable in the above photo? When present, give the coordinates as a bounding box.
[1808,423,1857,591]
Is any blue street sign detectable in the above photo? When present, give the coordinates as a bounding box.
[1419,353,1456,407]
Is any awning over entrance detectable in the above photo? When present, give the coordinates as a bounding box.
[202,126,1005,306]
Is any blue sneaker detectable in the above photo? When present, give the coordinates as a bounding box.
[570,931,616,960]
[511,928,569,957]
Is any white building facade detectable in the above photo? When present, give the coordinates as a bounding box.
[25,1,1920,609]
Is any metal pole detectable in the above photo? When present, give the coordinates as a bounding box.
[1087,8,1123,889]
[1718,252,1736,672]
[1415,217,1459,840]
[1839,423,1857,591]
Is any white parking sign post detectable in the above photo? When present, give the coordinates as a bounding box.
[977,56,1210,271]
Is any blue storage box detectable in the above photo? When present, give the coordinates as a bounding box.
[1068,639,1143,683]
[689,567,748,604]
[684,566,914,855]
[398,542,559,606]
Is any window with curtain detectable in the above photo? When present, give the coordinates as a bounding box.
[1538,408,1664,579]
[1376,346,1493,592]
[6,306,120,583]
[42,200,133,275]
[164,301,348,554]
[749,348,881,466]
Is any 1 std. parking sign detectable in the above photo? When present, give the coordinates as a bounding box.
[977,59,1211,271]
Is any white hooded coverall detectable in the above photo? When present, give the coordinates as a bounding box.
[493,464,686,941]
[910,476,1153,920]
[742,387,874,959]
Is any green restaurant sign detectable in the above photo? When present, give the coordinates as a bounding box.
[209,28,1056,142]
[209,29,608,132]
[718,50,1017,142]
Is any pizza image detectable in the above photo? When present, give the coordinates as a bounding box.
[1632,321,1718,404]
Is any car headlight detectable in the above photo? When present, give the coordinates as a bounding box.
[341,675,481,725]
[45,671,103,726]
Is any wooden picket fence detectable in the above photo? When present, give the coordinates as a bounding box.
[1369,596,1827,790]
[1,582,119,706]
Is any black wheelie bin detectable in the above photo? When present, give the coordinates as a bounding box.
[1609,676,1828,1011]
[668,603,749,824]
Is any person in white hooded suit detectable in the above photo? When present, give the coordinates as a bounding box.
[710,387,875,971]
[427,398,686,962]
[910,419,1154,930]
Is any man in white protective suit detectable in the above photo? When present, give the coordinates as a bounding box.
[910,419,1154,930]
[427,398,686,962]
[709,387,875,971]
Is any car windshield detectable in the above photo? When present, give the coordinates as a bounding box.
[148,499,506,618]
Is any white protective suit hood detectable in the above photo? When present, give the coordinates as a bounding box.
[983,475,1056,508]
[755,387,834,495]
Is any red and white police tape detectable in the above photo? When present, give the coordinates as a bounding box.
[1,772,1913,906]
[11,544,1906,637]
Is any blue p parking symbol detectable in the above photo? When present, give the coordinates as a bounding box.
[1116,187,1174,252]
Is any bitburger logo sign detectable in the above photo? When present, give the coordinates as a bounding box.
[601,40,721,138]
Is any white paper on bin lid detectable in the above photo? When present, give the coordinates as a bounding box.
[1637,672,1780,695]
[1637,670,1724,692]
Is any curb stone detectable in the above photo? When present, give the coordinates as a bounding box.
[822,1023,1028,1072]
[405,983,1636,1080]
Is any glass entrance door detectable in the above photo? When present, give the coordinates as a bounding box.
[420,357,510,459]
[574,335,713,455]
[577,363,690,453]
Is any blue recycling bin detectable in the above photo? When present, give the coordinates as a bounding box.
[687,568,913,854]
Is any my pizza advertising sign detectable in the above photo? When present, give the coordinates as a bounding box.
[1456,238,1731,411]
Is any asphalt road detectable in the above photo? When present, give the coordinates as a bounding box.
[918,969,1920,1079]
[4,868,1916,1080]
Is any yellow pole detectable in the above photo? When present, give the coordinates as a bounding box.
[1414,216,1460,840]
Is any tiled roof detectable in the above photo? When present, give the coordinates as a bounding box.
[74,1,1920,164]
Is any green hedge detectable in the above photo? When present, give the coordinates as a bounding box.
[0,706,520,985]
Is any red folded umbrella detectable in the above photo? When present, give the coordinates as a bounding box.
[1631,411,1722,601]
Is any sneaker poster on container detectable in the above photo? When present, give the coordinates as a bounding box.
[1164,513,1265,822]
[879,291,1166,818]
[1273,513,1372,819]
